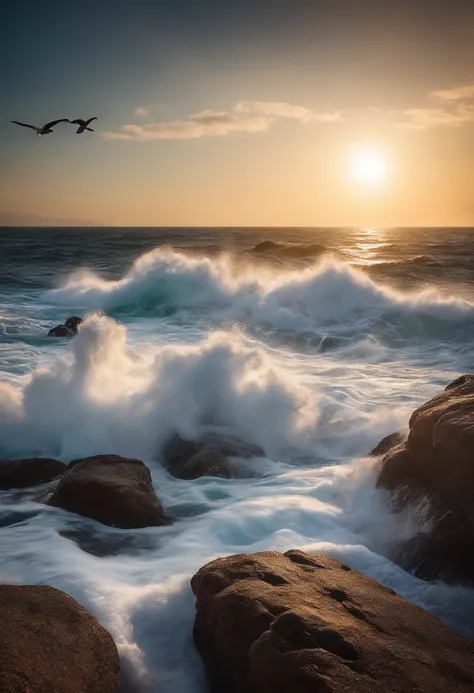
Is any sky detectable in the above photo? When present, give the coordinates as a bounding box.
[2,0,474,227]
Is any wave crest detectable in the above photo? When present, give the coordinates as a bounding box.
[43,248,474,336]
[0,314,318,460]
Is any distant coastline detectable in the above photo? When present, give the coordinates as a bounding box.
[0,212,101,227]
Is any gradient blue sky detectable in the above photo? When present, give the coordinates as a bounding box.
[2,0,474,226]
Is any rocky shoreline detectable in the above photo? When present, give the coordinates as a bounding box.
[1,376,473,690]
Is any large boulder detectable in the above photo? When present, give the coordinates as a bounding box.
[0,584,119,692]
[377,375,474,582]
[0,458,65,490]
[162,432,264,480]
[191,550,474,693]
[48,454,168,528]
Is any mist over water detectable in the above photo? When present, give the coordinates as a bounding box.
[1,226,474,691]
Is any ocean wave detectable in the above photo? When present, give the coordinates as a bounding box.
[0,315,319,461]
[365,255,442,270]
[42,249,474,340]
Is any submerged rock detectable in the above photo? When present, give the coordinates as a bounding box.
[377,374,474,582]
[48,454,168,528]
[191,550,474,693]
[48,316,83,337]
[0,457,65,490]
[0,584,119,692]
[162,432,264,479]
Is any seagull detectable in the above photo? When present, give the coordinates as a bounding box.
[10,119,70,135]
[70,117,97,134]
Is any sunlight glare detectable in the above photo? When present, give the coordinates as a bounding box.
[350,146,388,186]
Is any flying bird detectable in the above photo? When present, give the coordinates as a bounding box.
[70,117,97,134]
[10,119,69,135]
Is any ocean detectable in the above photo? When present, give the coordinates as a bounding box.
[1,226,474,691]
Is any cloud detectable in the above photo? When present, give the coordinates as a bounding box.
[103,100,342,141]
[235,100,313,121]
[134,107,148,117]
[396,83,474,129]
[103,109,270,141]
[236,100,342,123]
[430,84,474,102]
[398,106,474,129]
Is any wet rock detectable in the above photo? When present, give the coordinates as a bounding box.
[65,316,82,332]
[252,240,282,253]
[48,454,168,528]
[191,550,474,693]
[48,316,82,337]
[162,432,264,479]
[0,457,65,490]
[369,430,407,457]
[176,450,233,480]
[251,240,327,259]
[377,375,474,582]
[48,324,74,337]
[0,584,119,692]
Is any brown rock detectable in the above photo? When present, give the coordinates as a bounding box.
[369,430,407,458]
[191,550,474,693]
[0,458,65,490]
[163,432,264,479]
[176,450,233,480]
[377,375,474,582]
[48,454,168,528]
[0,584,119,693]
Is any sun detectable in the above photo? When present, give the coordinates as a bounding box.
[350,146,387,186]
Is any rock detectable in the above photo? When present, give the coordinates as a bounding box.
[369,430,407,457]
[48,454,168,528]
[162,432,264,479]
[65,316,83,332]
[377,375,474,582]
[0,458,65,490]
[251,240,327,259]
[391,526,474,582]
[48,316,83,337]
[0,584,119,692]
[176,451,233,480]
[48,324,74,337]
[252,240,281,253]
[191,550,474,693]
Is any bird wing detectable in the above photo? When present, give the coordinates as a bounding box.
[85,117,98,126]
[70,119,85,125]
[11,120,38,131]
[44,119,70,129]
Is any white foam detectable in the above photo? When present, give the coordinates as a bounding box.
[0,314,319,460]
[43,249,474,337]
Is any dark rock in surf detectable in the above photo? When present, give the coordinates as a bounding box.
[176,450,233,480]
[65,316,83,332]
[48,316,83,337]
[48,454,168,528]
[377,374,474,582]
[0,584,119,693]
[48,324,74,337]
[163,432,264,479]
[191,550,474,693]
[251,240,327,259]
[0,457,65,490]
[252,240,281,253]
[369,430,407,458]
